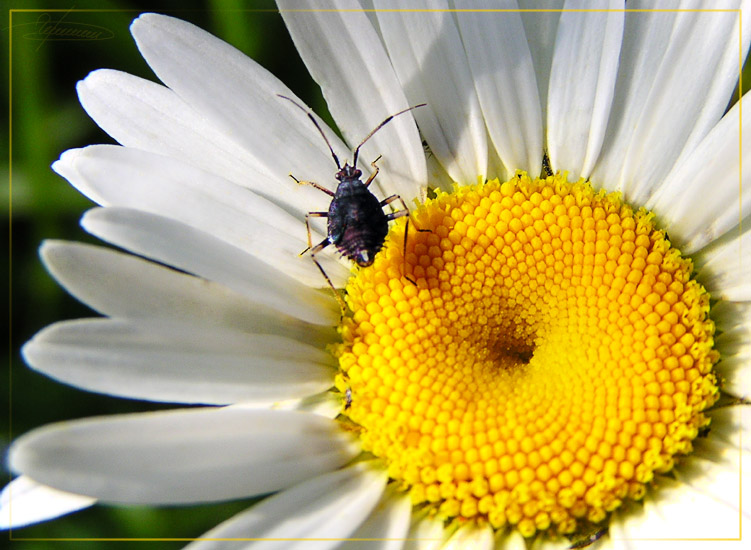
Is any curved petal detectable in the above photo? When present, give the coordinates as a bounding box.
[75,69,321,218]
[402,509,445,550]
[605,514,638,550]
[184,462,387,550]
[81,207,337,325]
[646,100,750,254]
[22,318,335,405]
[52,145,350,287]
[611,476,741,541]
[270,391,343,419]
[130,13,349,201]
[713,301,751,367]
[676,424,746,520]
[593,1,751,203]
[715,351,751,399]
[693,221,751,301]
[39,241,336,347]
[518,0,564,129]
[668,0,751,173]
[454,0,544,176]
[278,0,427,202]
[712,299,751,332]
[440,522,494,550]
[499,531,530,550]
[547,0,624,179]
[529,534,570,550]
[374,0,488,184]
[339,486,412,550]
[0,476,95,529]
[9,408,360,505]
[705,405,751,454]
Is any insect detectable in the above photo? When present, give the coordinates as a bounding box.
[344,387,353,410]
[278,95,426,309]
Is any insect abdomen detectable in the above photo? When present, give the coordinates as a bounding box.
[329,186,388,267]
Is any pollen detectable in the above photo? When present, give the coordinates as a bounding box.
[334,173,718,537]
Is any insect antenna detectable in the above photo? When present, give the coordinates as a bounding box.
[278,94,341,169]
[352,103,427,169]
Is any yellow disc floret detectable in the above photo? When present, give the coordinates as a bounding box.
[335,173,718,537]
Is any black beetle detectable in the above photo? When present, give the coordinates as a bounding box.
[278,95,425,309]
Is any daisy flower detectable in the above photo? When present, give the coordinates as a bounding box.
[3,1,751,549]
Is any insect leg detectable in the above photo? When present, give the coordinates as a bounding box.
[300,212,328,256]
[309,239,348,314]
[363,155,382,188]
[381,195,430,286]
[382,196,432,233]
[289,174,335,197]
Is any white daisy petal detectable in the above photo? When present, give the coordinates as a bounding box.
[374,0,488,184]
[678,420,748,520]
[715,328,751,358]
[668,0,751,171]
[647,100,750,254]
[52,145,349,287]
[716,351,751,399]
[22,318,335,405]
[647,97,751,254]
[704,404,751,454]
[713,299,751,330]
[270,391,343,419]
[694,224,751,302]
[81,207,337,325]
[496,530,528,550]
[0,476,95,529]
[130,13,349,199]
[529,534,572,550]
[717,357,751,403]
[75,69,320,217]
[593,1,749,203]
[518,0,564,128]
[184,462,387,550]
[402,510,445,550]
[278,0,427,201]
[454,0,544,176]
[338,486,412,550]
[714,301,751,366]
[604,511,634,550]
[547,0,623,179]
[440,522,494,550]
[612,476,740,540]
[9,408,360,505]
[39,241,336,346]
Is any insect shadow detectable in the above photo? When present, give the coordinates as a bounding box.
[278,95,427,312]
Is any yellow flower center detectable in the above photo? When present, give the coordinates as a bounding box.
[334,173,718,537]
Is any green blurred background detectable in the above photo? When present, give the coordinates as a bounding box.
[4,1,750,548]
[4,1,332,548]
